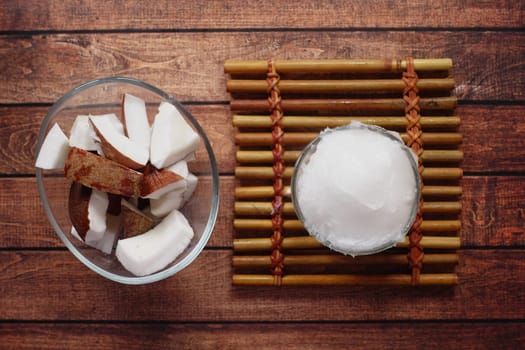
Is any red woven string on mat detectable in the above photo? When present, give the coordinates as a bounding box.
[403,57,425,286]
[267,58,285,286]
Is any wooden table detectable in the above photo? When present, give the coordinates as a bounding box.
[1,1,524,348]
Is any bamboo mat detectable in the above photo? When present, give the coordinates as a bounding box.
[225,58,461,286]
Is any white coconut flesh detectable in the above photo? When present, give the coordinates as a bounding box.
[84,189,109,242]
[149,102,200,169]
[143,160,189,199]
[149,172,198,217]
[182,173,198,203]
[35,123,70,169]
[123,93,151,149]
[184,152,196,162]
[168,160,189,178]
[91,114,125,158]
[69,115,98,151]
[89,114,149,167]
[115,209,194,276]
[103,113,125,135]
[149,185,186,217]
[85,214,120,255]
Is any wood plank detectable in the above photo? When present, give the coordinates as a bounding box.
[0,323,523,350]
[1,1,522,31]
[0,105,235,175]
[0,250,523,321]
[0,176,232,249]
[1,32,523,103]
[1,105,524,175]
[0,175,523,248]
[460,176,525,247]
[460,105,525,172]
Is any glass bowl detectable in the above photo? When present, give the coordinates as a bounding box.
[35,77,219,284]
[291,122,421,257]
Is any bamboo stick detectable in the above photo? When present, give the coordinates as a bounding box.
[234,185,462,199]
[230,97,457,112]
[235,166,463,180]
[233,235,461,252]
[235,186,293,199]
[232,273,458,286]
[233,253,458,268]
[236,149,463,164]
[233,115,461,129]
[422,150,464,163]
[422,167,463,180]
[234,236,324,251]
[227,78,455,93]
[237,150,302,164]
[422,186,462,197]
[421,201,462,214]
[235,132,462,146]
[234,219,461,232]
[234,201,461,216]
[224,59,453,74]
[235,166,294,179]
[235,201,296,215]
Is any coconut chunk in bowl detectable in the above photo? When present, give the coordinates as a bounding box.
[35,77,219,285]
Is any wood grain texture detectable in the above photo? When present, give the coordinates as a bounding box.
[1,105,524,175]
[0,250,524,321]
[1,0,523,346]
[0,175,523,248]
[0,323,523,350]
[1,0,522,31]
[1,32,523,103]
[460,176,525,247]
[0,105,234,175]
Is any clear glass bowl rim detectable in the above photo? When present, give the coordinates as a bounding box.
[35,76,220,284]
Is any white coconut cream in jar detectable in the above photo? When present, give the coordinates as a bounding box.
[291,121,420,256]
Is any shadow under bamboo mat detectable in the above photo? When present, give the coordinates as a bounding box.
[225,58,461,286]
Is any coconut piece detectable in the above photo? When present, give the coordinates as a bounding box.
[64,147,143,197]
[149,185,186,217]
[140,206,160,222]
[68,182,91,239]
[125,194,149,210]
[84,189,109,242]
[182,173,198,203]
[92,113,125,135]
[107,193,122,216]
[123,93,151,149]
[168,160,189,178]
[149,102,200,169]
[184,152,196,162]
[116,209,194,276]
[88,113,126,157]
[90,113,148,170]
[35,123,70,169]
[68,182,108,241]
[69,184,115,253]
[89,114,124,157]
[121,199,155,238]
[141,161,187,199]
[149,172,198,217]
[70,226,84,242]
[69,115,99,151]
[85,214,121,254]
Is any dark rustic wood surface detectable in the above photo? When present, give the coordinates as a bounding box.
[1,1,524,349]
